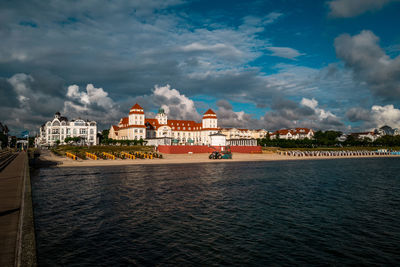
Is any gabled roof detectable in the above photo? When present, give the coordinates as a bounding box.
[119,117,129,126]
[145,118,159,130]
[111,125,119,131]
[130,103,143,110]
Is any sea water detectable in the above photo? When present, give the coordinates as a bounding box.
[32,158,400,266]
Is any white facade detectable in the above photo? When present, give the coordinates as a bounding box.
[36,112,97,146]
[210,132,226,147]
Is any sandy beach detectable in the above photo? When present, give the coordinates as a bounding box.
[36,150,400,168]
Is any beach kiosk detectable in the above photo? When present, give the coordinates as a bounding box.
[210,132,227,147]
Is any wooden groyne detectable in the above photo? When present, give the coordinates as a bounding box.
[0,152,37,266]
[277,150,398,157]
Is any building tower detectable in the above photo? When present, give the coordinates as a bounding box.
[202,109,217,129]
[128,103,145,126]
[156,107,168,125]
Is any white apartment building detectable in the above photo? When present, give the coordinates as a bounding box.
[36,112,97,146]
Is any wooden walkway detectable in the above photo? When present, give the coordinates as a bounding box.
[0,152,36,267]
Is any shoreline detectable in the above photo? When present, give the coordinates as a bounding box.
[38,150,400,168]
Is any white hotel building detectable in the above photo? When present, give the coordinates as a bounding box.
[36,112,97,146]
[109,103,220,145]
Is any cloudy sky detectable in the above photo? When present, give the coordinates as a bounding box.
[1,0,400,135]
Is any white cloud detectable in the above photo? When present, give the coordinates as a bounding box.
[266,47,304,60]
[301,97,336,120]
[371,105,400,128]
[63,83,122,127]
[66,84,114,109]
[347,104,400,129]
[8,73,34,106]
[152,84,201,121]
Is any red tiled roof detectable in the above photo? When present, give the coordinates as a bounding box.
[271,128,313,136]
[203,109,217,118]
[145,118,159,130]
[111,125,119,131]
[118,125,146,129]
[130,103,143,110]
[294,128,313,134]
[119,117,129,126]
[204,109,216,115]
[273,129,292,135]
[167,119,203,131]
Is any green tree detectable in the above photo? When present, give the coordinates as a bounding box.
[101,129,110,144]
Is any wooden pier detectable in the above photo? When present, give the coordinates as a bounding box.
[0,152,36,266]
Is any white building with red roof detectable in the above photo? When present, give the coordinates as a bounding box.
[109,104,220,145]
[270,128,314,140]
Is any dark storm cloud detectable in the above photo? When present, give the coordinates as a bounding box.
[346,107,371,122]
[271,98,315,119]
[0,0,382,133]
[327,0,397,18]
[0,0,284,114]
[0,78,19,108]
[335,30,400,100]
[216,100,232,110]
[261,98,345,131]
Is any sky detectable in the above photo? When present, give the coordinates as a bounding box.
[1,0,400,135]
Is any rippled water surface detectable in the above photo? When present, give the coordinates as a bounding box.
[32,158,400,266]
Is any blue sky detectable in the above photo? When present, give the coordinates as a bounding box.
[1,0,400,134]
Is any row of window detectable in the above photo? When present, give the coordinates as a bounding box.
[121,135,143,140]
[48,128,94,135]
[48,135,94,141]
[47,121,95,127]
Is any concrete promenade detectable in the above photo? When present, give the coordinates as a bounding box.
[0,152,36,267]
